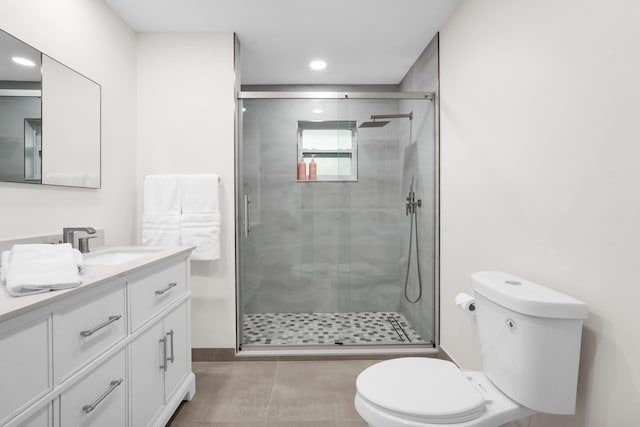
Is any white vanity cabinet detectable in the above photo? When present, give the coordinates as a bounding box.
[0,247,195,427]
[131,301,190,426]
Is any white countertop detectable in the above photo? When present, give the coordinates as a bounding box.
[0,245,194,323]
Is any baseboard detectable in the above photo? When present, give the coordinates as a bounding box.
[192,347,445,362]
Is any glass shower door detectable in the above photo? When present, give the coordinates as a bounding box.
[237,93,436,351]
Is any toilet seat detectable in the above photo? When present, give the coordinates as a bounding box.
[356,358,486,424]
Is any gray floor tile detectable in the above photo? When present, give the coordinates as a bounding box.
[266,360,376,422]
[172,361,277,423]
[169,360,374,426]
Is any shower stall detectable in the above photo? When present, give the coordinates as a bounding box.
[236,90,438,353]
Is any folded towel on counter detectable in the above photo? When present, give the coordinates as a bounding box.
[0,250,9,283]
[181,212,221,260]
[141,214,181,246]
[2,243,83,297]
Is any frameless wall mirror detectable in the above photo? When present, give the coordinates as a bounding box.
[0,29,101,189]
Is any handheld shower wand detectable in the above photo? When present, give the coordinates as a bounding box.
[404,176,422,303]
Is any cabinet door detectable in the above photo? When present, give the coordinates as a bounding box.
[130,322,165,427]
[163,302,190,401]
[13,403,51,427]
[0,318,50,425]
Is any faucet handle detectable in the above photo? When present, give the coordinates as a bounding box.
[78,236,98,254]
[62,227,97,247]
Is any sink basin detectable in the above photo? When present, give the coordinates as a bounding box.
[84,248,162,266]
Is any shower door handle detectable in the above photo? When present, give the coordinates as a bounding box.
[244,194,251,238]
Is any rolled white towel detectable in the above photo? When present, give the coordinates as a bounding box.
[4,243,82,297]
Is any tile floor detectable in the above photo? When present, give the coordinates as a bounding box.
[168,360,377,426]
[242,312,426,346]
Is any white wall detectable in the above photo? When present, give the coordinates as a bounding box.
[440,0,640,425]
[136,33,236,348]
[0,0,137,244]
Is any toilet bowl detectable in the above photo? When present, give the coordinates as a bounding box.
[354,271,588,427]
[355,358,535,427]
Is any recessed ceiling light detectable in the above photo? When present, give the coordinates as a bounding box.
[309,60,327,70]
[312,109,323,114]
[12,57,35,67]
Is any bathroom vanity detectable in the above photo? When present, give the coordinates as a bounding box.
[0,246,195,427]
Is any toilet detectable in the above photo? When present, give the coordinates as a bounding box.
[354,271,588,427]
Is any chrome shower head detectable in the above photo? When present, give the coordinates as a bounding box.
[358,120,390,128]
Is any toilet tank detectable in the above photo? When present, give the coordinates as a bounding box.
[471,271,588,415]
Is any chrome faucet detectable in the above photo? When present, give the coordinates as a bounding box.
[63,227,96,249]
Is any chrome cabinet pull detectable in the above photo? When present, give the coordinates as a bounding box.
[167,330,175,364]
[159,337,168,371]
[244,194,251,238]
[82,378,123,414]
[80,315,122,338]
[155,282,177,296]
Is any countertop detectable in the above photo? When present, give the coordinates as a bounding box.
[0,245,194,323]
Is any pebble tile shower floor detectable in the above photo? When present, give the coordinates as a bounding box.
[242,312,426,346]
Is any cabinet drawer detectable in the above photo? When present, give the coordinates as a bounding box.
[60,349,126,427]
[0,318,50,425]
[129,259,187,331]
[53,283,126,383]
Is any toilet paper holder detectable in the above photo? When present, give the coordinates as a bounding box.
[455,292,476,312]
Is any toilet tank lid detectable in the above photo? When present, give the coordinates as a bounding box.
[471,271,588,319]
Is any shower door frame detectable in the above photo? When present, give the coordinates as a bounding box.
[235,90,439,355]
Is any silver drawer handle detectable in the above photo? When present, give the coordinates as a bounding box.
[159,336,168,371]
[80,315,122,338]
[82,378,123,414]
[167,330,175,364]
[155,282,177,296]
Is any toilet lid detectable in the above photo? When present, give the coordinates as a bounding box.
[356,358,486,423]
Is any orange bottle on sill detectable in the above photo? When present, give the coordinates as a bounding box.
[308,155,317,181]
[297,155,307,180]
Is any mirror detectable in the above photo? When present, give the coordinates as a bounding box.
[0,29,101,188]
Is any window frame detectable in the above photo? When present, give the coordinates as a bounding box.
[297,120,358,182]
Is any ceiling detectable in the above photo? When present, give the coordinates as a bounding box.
[102,0,460,85]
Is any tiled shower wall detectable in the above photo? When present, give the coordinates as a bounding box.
[240,97,407,314]
[398,34,440,343]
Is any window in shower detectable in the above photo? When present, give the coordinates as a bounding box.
[297,120,357,181]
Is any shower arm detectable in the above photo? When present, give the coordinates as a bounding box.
[370,112,413,121]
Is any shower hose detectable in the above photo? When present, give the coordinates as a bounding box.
[403,206,422,303]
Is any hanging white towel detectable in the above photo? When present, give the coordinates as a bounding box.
[3,243,82,297]
[180,174,221,260]
[143,175,181,215]
[181,174,219,212]
[142,175,182,246]
[181,212,221,260]
[142,214,181,246]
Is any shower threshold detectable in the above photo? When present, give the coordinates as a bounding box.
[242,311,429,347]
